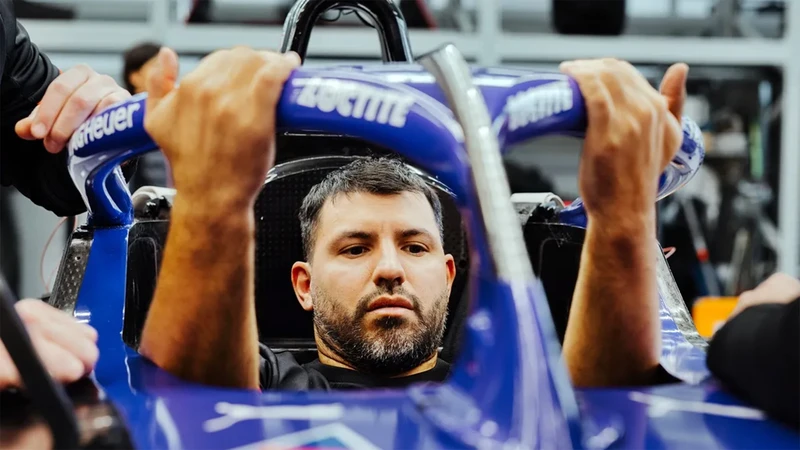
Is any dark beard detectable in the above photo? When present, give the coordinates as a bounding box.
[312,284,448,377]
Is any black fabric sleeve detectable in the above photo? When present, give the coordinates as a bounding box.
[1,18,86,216]
[707,298,800,428]
[258,343,280,389]
[258,344,329,390]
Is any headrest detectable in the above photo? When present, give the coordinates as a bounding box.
[253,156,470,353]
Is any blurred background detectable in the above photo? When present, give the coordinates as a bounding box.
[4,0,799,329]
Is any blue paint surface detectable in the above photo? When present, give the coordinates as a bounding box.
[66,63,797,449]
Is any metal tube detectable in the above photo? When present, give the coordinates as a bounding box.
[778,1,800,276]
[419,45,533,282]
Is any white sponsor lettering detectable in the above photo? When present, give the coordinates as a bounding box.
[296,78,414,128]
[506,81,573,132]
[67,103,141,152]
[202,402,345,433]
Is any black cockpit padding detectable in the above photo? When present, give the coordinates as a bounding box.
[522,219,585,345]
[124,221,168,349]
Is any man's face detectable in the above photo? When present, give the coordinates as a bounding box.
[292,191,456,376]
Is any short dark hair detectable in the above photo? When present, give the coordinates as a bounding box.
[299,158,444,260]
[122,42,161,93]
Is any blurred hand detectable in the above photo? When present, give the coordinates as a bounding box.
[15,65,131,153]
[0,299,98,390]
[143,46,300,211]
[731,273,800,318]
[560,59,688,222]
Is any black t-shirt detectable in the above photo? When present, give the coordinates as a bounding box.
[258,344,451,390]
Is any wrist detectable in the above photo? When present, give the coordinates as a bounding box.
[172,178,260,214]
[587,209,656,238]
[171,196,255,238]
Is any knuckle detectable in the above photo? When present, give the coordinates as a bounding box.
[98,94,124,110]
[597,67,615,81]
[73,63,93,74]
[255,66,281,86]
[771,273,790,283]
[179,74,202,93]
[81,339,100,365]
[15,300,40,322]
[585,92,611,117]
[569,68,593,85]
[84,324,99,342]
[624,114,643,137]
[214,98,239,122]
[63,357,85,380]
[183,77,214,102]
[49,79,72,98]
[95,74,117,87]
[617,59,636,71]
[108,90,131,104]
[738,291,754,303]
[49,127,70,144]
[68,92,92,112]
[195,83,217,104]
[637,103,658,124]
[600,57,619,66]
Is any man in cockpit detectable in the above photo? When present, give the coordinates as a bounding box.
[137,46,689,390]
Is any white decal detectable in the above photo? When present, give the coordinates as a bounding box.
[506,81,573,132]
[230,423,381,450]
[202,402,345,433]
[67,103,141,152]
[296,78,414,128]
[155,399,182,450]
[629,392,765,420]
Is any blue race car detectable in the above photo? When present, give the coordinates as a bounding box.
[1,0,798,448]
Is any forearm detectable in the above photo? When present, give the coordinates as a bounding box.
[563,212,661,387]
[139,198,260,389]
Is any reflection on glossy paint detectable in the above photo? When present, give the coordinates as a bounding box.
[155,399,183,450]
[73,309,92,323]
[203,403,345,433]
[230,423,382,450]
[629,392,765,420]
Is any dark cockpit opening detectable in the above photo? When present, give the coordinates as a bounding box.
[120,134,585,370]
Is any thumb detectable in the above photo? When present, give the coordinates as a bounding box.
[145,47,180,115]
[659,63,689,120]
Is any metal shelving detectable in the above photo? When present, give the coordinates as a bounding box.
[20,0,800,276]
[22,21,789,66]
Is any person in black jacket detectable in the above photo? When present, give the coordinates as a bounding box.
[707,273,800,429]
[0,0,128,390]
[1,0,131,217]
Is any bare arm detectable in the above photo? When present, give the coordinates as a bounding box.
[564,213,660,386]
[136,47,300,389]
[559,59,688,387]
[139,201,260,389]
